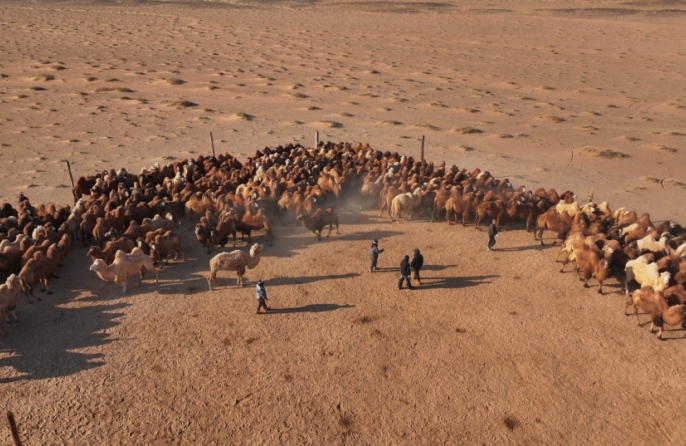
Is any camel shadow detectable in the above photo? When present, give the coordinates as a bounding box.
[265,303,355,314]
[0,300,128,383]
[418,274,498,290]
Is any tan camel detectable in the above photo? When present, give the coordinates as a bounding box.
[90,248,159,292]
[207,243,263,290]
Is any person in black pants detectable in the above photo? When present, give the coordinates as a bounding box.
[398,255,413,290]
[369,239,384,272]
[410,248,424,285]
[487,219,498,251]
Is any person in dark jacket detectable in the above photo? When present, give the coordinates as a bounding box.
[398,255,413,290]
[369,239,384,272]
[256,279,271,313]
[410,248,424,285]
[487,219,499,251]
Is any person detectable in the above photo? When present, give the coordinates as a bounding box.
[487,219,499,251]
[255,279,271,314]
[369,239,384,272]
[18,192,28,204]
[410,248,424,285]
[398,255,413,290]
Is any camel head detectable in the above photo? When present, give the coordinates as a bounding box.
[6,274,19,289]
[90,259,106,272]
[661,272,671,285]
[250,243,264,256]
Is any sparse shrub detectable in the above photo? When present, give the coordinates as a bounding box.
[235,112,253,120]
[171,99,197,108]
[456,126,482,134]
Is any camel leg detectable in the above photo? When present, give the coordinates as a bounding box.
[44,279,53,296]
[555,247,567,262]
[624,300,632,316]
[326,223,333,237]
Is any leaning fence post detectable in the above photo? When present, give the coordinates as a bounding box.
[315,131,319,149]
[420,135,425,162]
[210,132,216,158]
[62,160,76,203]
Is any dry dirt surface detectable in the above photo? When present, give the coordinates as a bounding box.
[2,0,686,444]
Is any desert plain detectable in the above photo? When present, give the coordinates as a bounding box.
[1,0,686,444]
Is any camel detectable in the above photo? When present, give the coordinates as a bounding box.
[89,248,159,292]
[207,243,263,290]
[390,187,423,221]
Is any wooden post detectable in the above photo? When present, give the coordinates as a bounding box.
[209,132,216,158]
[7,412,22,446]
[62,160,76,203]
[315,131,319,149]
[421,135,425,162]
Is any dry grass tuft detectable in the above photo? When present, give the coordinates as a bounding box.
[291,92,309,99]
[652,144,677,153]
[322,120,342,128]
[381,120,402,126]
[580,147,629,158]
[504,416,519,431]
[544,115,566,123]
[171,99,197,108]
[457,144,474,152]
[456,126,482,134]
[34,74,55,81]
[354,316,375,324]
[235,112,254,120]
[167,78,185,85]
[414,123,438,130]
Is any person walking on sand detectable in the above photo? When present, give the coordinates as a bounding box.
[369,239,384,272]
[255,279,271,314]
[410,248,424,285]
[398,255,413,290]
[487,219,499,251]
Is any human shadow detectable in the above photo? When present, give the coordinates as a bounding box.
[422,264,457,271]
[266,303,355,314]
[267,273,360,287]
[493,244,549,253]
[418,274,498,290]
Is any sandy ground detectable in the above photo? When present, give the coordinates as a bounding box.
[1,0,686,444]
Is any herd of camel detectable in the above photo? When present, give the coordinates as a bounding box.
[1,141,685,339]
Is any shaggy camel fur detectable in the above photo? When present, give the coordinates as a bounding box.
[534,209,573,245]
[90,248,159,292]
[390,187,423,221]
[625,288,686,339]
[207,243,263,290]
[0,274,25,335]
